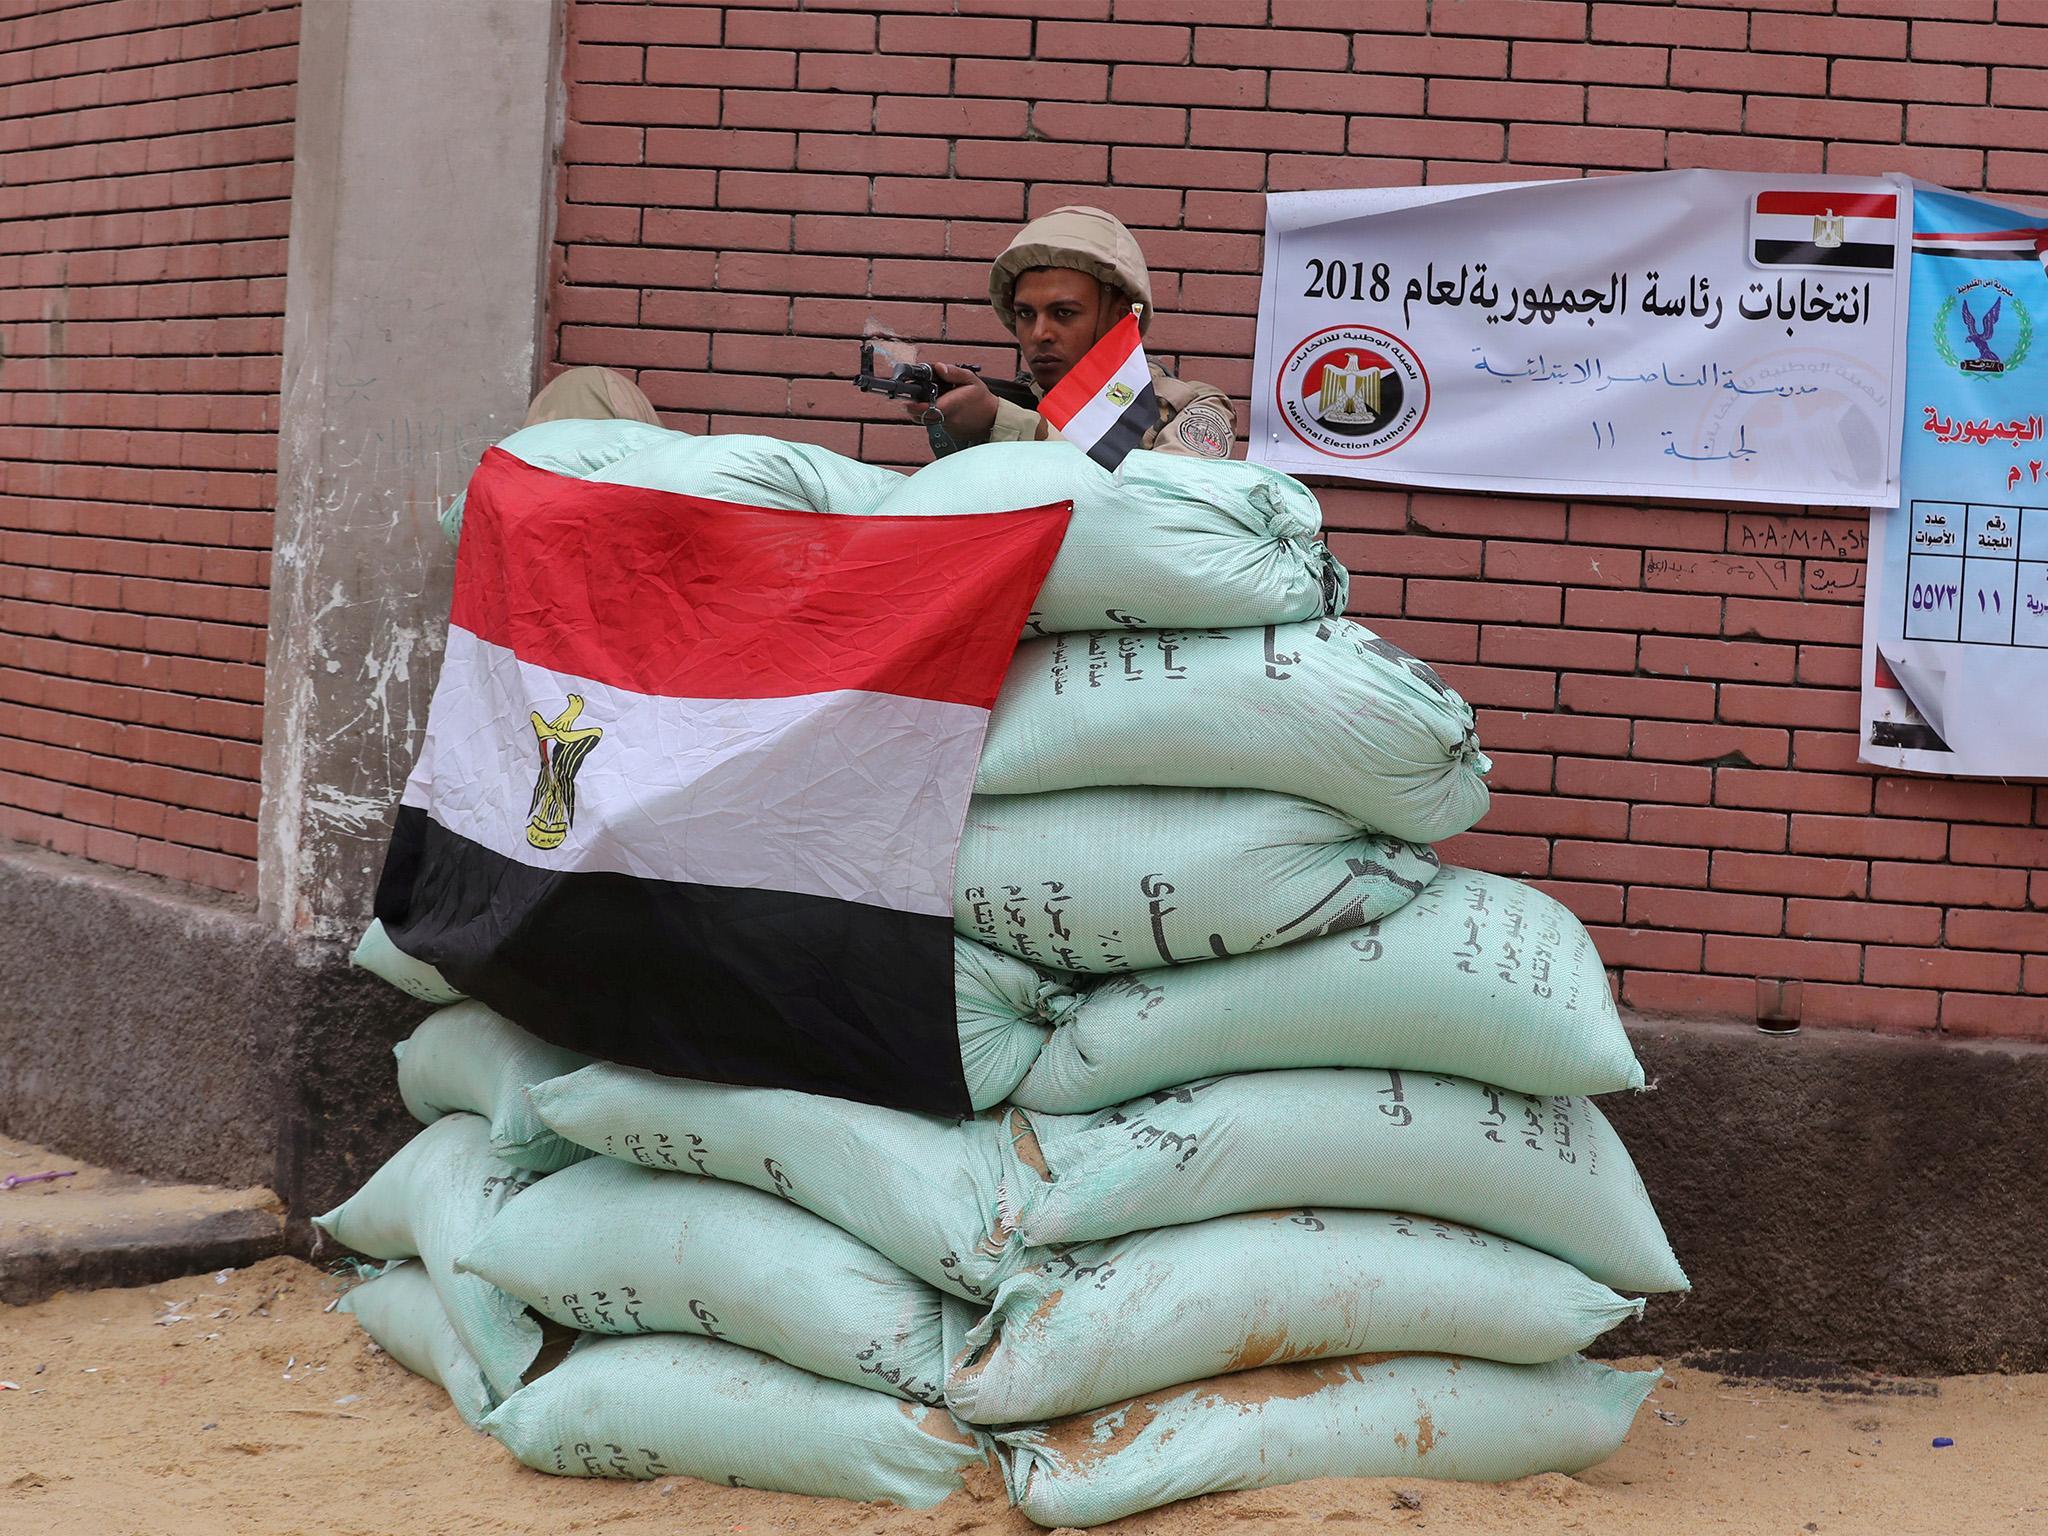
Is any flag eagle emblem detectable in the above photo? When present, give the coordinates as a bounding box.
[526,695,603,850]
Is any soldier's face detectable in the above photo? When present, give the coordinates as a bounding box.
[1012,269,1125,390]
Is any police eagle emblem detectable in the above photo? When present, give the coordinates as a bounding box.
[527,695,604,850]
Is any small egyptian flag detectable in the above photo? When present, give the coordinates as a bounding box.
[1750,190,1898,271]
[1037,310,1156,470]
[1912,226,2048,277]
[373,448,1070,1116]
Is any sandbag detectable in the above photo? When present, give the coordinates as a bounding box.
[588,429,903,512]
[1012,868,1643,1112]
[351,917,463,1005]
[1015,1069,1687,1294]
[397,1003,593,1172]
[313,1114,543,1399]
[998,1353,1658,1527]
[483,1332,991,1507]
[946,1207,1642,1425]
[458,1156,973,1404]
[527,1064,1030,1302]
[337,1260,495,1427]
[440,418,675,541]
[957,788,1440,973]
[870,442,1347,634]
[978,619,1489,844]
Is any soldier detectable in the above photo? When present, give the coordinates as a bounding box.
[904,205,1237,459]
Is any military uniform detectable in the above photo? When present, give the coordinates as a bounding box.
[985,206,1236,460]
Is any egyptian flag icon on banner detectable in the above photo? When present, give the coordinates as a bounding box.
[1037,310,1157,470]
[1749,190,1899,271]
[373,448,1071,1117]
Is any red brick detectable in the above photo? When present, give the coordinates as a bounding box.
[880,15,1031,54]
[1435,662,1556,711]
[1873,777,2034,824]
[1587,83,1746,132]
[1706,933,1862,983]
[1801,983,1941,1033]
[1112,64,1264,108]
[1559,673,1717,722]
[1835,57,1987,104]
[1328,531,1480,578]
[1633,803,1786,853]
[1639,634,1795,684]
[1409,579,1561,624]
[1786,898,1940,946]
[1591,4,1745,47]
[1869,860,2028,909]
[1627,885,1785,936]
[1041,19,1190,62]
[1430,77,1583,123]
[1590,926,1704,972]
[1753,11,1905,56]
[1477,709,1632,757]
[1943,993,2048,1039]
[1531,878,1625,925]
[1632,720,1790,769]
[1947,909,2048,952]
[1411,493,1567,540]
[1484,540,1641,588]
[1434,0,1588,39]
[1479,626,1635,672]
[1483,792,1628,839]
[1558,756,1712,805]
[1668,131,1826,172]
[1916,19,2048,65]
[1434,829,1551,878]
[1563,587,1722,635]
[1556,838,1709,886]
[1791,814,1945,862]
[1512,41,1665,85]
[957,58,1110,101]
[1713,850,1867,899]
[1349,32,1509,78]
[1623,970,1756,1019]
[1713,768,1873,816]
[1194,26,1347,69]
[1868,946,2022,992]
[1951,824,2048,869]
[1368,619,1479,665]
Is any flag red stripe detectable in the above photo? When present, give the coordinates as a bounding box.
[1038,312,1143,431]
[450,449,1070,708]
[1754,192,1896,218]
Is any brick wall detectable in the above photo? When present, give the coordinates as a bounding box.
[552,0,2048,1043]
[0,0,296,897]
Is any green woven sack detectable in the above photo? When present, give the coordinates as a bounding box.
[1015,1069,1687,1295]
[1012,868,1643,1112]
[946,1207,1643,1425]
[397,1003,593,1173]
[458,1156,974,1404]
[526,1064,1027,1302]
[998,1354,1658,1527]
[337,1260,495,1427]
[870,442,1347,634]
[978,618,1490,844]
[589,429,904,512]
[351,918,463,1005]
[312,1114,542,1399]
[356,930,1058,1113]
[957,788,1440,973]
[440,418,673,541]
[483,1333,992,1507]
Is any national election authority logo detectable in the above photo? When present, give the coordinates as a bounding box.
[1932,277,2032,378]
[527,694,604,850]
[1275,325,1429,458]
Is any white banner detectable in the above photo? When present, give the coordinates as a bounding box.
[1250,170,1913,506]
[1861,184,2048,777]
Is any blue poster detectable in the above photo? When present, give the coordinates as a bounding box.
[1862,184,2048,776]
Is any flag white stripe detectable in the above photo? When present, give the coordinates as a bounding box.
[1057,347,1154,454]
[1751,212,1894,246]
[402,626,987,916]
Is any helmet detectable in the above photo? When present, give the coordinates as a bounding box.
[989,206,1156,336]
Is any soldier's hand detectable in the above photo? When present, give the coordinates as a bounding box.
[905,361,999,446]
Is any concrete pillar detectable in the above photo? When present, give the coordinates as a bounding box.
[260,0,563,939]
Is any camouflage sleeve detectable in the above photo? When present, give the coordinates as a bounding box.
[1152,391,1236,459]
[987,397,1053,444]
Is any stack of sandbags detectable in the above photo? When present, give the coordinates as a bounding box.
[328,429,1682,1523]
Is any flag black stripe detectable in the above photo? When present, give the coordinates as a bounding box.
[1083,382,1157,472]
[1912,244,2035,260]
[1752,238,1895,270]
[376,807,972,1117]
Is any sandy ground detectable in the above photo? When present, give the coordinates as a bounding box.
[2,1257,2044,1536]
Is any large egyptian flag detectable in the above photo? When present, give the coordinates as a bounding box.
[374,448,1070,1116]
[1037,311,1155,470]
